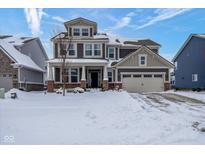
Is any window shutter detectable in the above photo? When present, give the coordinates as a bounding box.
[90,28,93,37]
[54,43,58,58]
[69,27,72,36]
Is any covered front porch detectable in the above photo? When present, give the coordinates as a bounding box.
[47,59,109,92]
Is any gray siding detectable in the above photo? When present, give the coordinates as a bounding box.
[120,48,138,58]
[20,67,43,83]
[20,39,47,70]
[174,36,205,89]
[120,48,159,58]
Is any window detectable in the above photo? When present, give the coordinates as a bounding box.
[55,68,60,82]
[73,28,80,36]
[154,74,163,78]
[192,74,198,82]
[108,47,115,59]
[85,44,92,56]
[140,56,146,65]
[71,68,78,83]
[108,71,112,82]
[139,54,147,66]
[82,28,89,36]
[59,44,67,56]
[63,69,69,82]
[94,44,101,56]
[67,44,76,57]
[144,74,152,78]
[133,74,142,78]
[174,61,178,70]
[123,74,131,78]
[84,44,102,57]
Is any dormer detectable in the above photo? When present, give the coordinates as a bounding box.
[64,17,97,38]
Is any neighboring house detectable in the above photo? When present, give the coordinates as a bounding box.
[0,35,48,92]
[47,17,173,92]
[173,34,205,90]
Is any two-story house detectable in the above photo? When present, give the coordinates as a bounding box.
[173,34,205,90]
[0,35,48,92]
[47,17,173,92]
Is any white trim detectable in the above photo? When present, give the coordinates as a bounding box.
[69,67,80,83]
[120,72,166,82]
[72,26,90,37]
[19,81,44,85]
[138,54,147,67]
[83,43,102,58]
[192,74,198,82]
[0,46,17,63]
[114,66,170,69]
[108,47,116,59]
[66,43,77,58]
[113,46,174,68]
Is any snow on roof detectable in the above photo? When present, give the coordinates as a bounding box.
[93,33,108,39]
[47,58,108,64]
[0,39,44,72]
[1,36,35,46]
[107,59,122,67]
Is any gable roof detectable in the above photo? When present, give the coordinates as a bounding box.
[123,39,161,46]
[172,34,205,62]
[113,45,174,68]
[0,39,44,72]
[64,17,97,34]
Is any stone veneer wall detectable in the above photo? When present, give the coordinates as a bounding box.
[0,49,19,89]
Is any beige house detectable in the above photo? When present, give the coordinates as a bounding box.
[47,17,174,92]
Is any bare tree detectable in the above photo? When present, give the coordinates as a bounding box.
[50,27,72,96]
[59,34,72,96]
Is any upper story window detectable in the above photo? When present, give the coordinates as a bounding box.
[192,74,198,82]
[139,54,147,66]
[174,61,178,70]
[108,47,115,59]
[82,28,89,36]
[67,43,76,57]
[73,28,80,36]
[85,44,92,56]
[84,43,102,57]
[94,44,101,56]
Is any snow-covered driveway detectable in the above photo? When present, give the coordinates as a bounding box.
[0,90,205,144]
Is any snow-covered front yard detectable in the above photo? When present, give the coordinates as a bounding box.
[0,89,205,144]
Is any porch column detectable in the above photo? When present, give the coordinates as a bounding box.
[102,65,108,90]
[80,66,86,89]
[47,63,54,92]
[103,65,108,81]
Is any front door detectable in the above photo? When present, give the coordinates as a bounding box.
[91,72,98,88]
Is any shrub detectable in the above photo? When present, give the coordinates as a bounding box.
[196,88,201,92]
[192,88,196,91]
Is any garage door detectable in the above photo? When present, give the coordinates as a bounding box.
[0,74,13,92]
[122,74,164,92]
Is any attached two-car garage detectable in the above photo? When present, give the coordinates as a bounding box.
[122,73,165,92]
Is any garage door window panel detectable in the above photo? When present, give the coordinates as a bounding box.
[123,74,131,78]
[144,74,152,78]
[154,74,163,78]
[133,74,142,78]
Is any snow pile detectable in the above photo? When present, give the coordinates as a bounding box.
[167,90,205,102]
[0,90,205,144]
